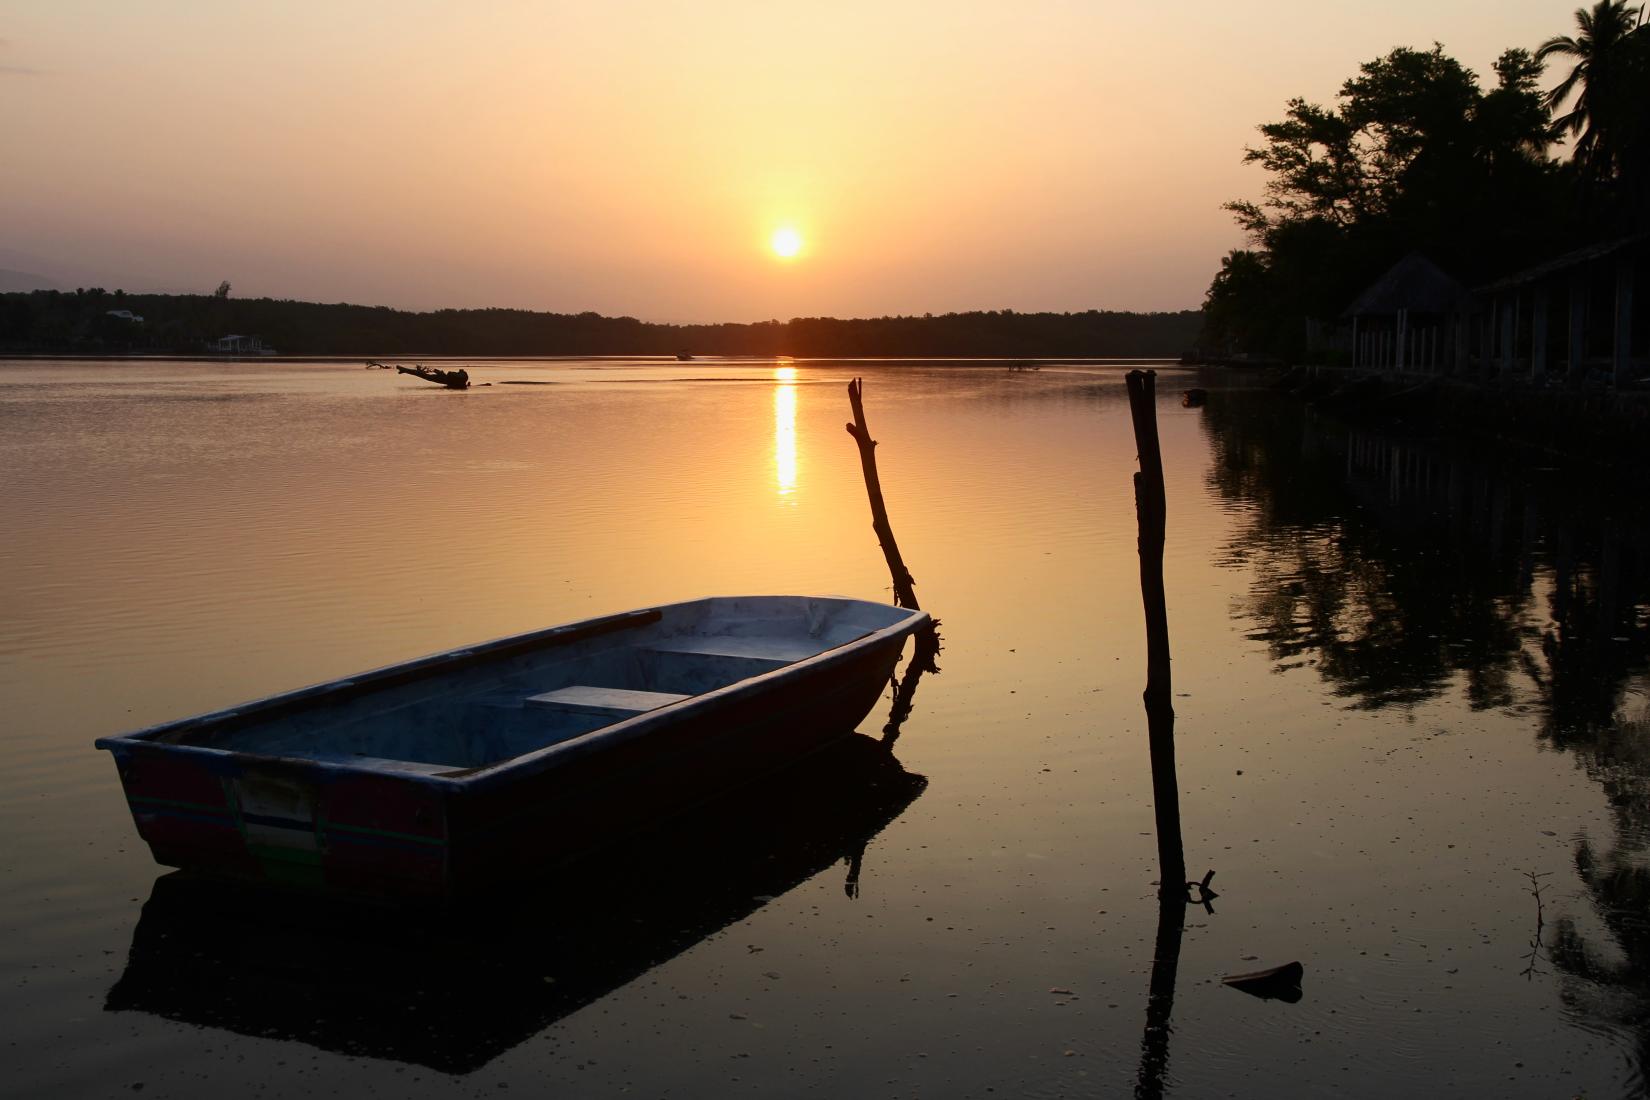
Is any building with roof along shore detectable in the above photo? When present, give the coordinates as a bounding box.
[1472,234,1647,388]
[1341,237,1648,387]
[212,333,274,355]
[1342,253,1467,373]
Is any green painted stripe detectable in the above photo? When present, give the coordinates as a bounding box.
[255,854,326,889]
[133,794,442,846]
[324,820,446,846]
[130,795,233,814]
[248,843,324,867]
[221,778,247,838]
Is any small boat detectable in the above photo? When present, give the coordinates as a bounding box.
[395,363,470,389]
[675,350,694,361]
[95,596,930,898]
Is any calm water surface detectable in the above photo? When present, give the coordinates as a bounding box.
[4,358,1650,1097]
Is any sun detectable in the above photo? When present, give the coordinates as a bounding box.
[770,226,803,259]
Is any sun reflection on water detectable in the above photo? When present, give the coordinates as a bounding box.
[774,365,798,497]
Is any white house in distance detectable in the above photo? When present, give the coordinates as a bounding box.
[213,334,276,355]
[106,309,144,323]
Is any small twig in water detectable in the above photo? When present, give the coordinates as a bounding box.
[1184,869,1219,914]
[1519,869,1552,980]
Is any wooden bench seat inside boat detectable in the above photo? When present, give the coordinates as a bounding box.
[303,753,462,776]
[524,685,690,718]
[644,634,849,662]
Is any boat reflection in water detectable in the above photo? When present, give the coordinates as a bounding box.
[105,731,926,1074]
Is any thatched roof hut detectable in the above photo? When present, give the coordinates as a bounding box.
[1342,253,1466,318]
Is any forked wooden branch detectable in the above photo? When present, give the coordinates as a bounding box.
[845,378,920,609]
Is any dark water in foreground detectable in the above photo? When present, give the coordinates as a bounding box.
[5,358,1650,1097]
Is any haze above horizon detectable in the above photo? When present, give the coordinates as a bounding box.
[2,1,1568,323]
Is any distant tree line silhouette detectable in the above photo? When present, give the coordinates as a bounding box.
[1204,0,1650,359]
[0,286,1201,359]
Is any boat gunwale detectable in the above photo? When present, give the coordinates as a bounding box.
[93,596,930,791]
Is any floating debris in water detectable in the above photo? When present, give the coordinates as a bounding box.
[1222,961,1304,1003]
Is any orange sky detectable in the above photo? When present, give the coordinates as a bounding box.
[0,1,1575,321]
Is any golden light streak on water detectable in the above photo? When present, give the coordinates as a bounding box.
[774,365,798,496]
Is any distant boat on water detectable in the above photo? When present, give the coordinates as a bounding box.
[676,350,694,361]
[394,364,470,389]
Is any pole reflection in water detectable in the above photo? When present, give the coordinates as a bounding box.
[1135,895,1187,1100]
[105,729,927,1075]
[1125,371,1195,1100]
[882,627,941,749]
[775,364,798,497]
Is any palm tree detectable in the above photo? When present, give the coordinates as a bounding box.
[1536,1,1647,178]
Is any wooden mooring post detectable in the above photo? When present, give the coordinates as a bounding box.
[846,378,921,610]
[845,377,940,742]
[1124,369,1187,897]
[1126,367,1200,1100]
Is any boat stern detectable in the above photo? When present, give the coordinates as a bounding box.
[96,737,455,897]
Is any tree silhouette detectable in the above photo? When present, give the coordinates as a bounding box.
[1537,2,1646,178]
[1230,46,1551,251]
[0,291,1204,357]
[1211,43,1559,357]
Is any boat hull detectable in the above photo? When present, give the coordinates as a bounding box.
[106,732,926,1072]
[97,597,927,898]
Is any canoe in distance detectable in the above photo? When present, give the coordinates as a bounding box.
[94,595,931,898]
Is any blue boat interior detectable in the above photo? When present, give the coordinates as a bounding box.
[195,597,909,772]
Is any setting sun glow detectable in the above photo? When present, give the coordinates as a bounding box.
[770,227,803,260]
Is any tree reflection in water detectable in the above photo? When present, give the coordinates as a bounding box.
[1201,388,1650,1077]
[1549,702,1650,1080]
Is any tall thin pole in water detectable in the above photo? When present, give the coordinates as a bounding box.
[1126,367,1191,1100]
[1125,369,1186,894]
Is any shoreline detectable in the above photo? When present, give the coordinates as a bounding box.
[1264,364,1650,470]
[0,353,1184,367]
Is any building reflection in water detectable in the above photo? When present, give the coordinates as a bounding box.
[1199,390,1650,1082]
[774,364,798,497]
[105,728,927,1075]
